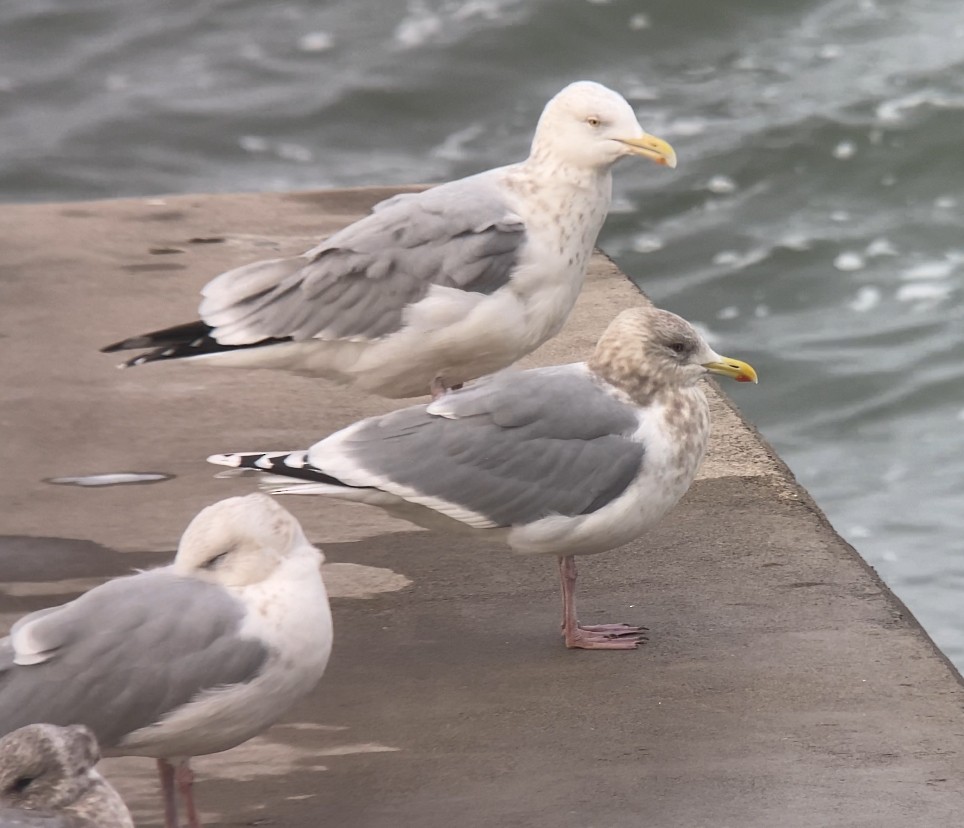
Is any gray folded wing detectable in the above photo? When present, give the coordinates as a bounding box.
[200,176,527,345]
[0,573,268,747]
[315,367,646,527]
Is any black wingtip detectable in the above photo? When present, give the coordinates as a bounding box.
[101,336,153,354]
[101,320,212,354]
[100,320,293,364]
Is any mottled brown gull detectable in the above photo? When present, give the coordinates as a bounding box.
[0,495,333,828]
[0,724,132,828]
[102,81,676,398]
[209,306,757,649]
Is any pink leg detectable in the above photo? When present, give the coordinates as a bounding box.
[557,555,646,650]
[156,759,179,828]
[174,759,202,828]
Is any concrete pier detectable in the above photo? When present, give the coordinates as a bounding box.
[1,189,963,826]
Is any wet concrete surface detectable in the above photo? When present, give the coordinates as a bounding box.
[1,189,963,826]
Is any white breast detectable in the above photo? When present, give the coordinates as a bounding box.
[507,389,710,557]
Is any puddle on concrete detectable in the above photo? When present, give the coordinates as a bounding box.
[0,576,106,598]
[102,727,400,825]
[0,536,168,583]
[321,562,412,599]
[45,472,173,487]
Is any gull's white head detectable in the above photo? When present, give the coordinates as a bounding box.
[174,493,322,587]
[529,81,677,171]
[0,724,100,812]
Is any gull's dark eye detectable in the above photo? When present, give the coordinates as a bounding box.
[202,551,230,570]
[9,776,34,794]
[586,116,601,127]
[669,342,687,354]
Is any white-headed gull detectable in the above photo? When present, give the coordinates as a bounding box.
[103,81,676,398]
[0,494,333,828]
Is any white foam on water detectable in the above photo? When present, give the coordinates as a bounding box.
[298,31,335,52]
[608,195,637,215]
[713,248,769,269]
[865,237,897,257]
[707,174,736,194]
[276,142,314,163]
[847,285,881,312]
[394,2,443,48]
[239,135,269,153]
[667,117,707,137]
[431,123,485,161]
[901,259,956,280]
[632,233,663,253]
[833,140,856,159]
[876,91,964,124]
[895,282,953,304]
[628,13,650,29]
[833,251,864,271]
[779,233,812,251]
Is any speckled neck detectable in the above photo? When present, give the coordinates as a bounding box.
[502,160,611,266]
[518,147,613,192]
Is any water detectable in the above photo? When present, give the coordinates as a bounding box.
[2,0,963,667]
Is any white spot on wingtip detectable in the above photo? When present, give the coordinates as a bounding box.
[207,454,241,467]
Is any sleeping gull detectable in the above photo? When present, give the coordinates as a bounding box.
[208,306,757,649]
[0,724,132,828]
[102,81,677,398]
[0,494,333,828]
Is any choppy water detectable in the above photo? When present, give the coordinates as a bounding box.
[2,0,963,667]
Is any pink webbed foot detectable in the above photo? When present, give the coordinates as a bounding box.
[564,623,648,650]
[557,555,646,650]
[578,622,648,635]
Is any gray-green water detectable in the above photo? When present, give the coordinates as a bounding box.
[2,0,963,666]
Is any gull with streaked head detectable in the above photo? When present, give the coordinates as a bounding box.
[209,306,757,650]
[0,724,133,828]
